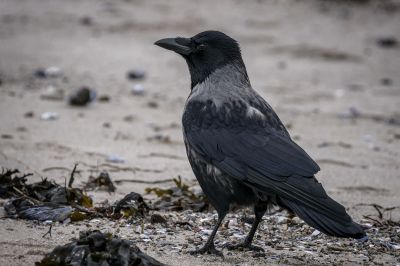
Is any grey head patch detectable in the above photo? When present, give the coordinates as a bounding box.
[186,63,258,112]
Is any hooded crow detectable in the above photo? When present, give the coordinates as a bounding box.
[155,31,366,255]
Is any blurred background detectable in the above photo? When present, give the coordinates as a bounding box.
[1,0,400,265]
[0,0,399,237]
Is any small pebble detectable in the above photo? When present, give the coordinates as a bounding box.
[127,69,146,80]
[274,216,288,225]
[147,133,170,143]
[147,101,159,108]
[45,66,62,77]
[106,154,125,163]
[34,69,47,78]
[376,37,398,48]
[200,229,213,236]
[34,66,62,78]
[40,112,59,121]
[80,16,93,26]
[40,85,65,101]
[131,84,145,95]
[311,230,320,237]
[98,95,110,102]
[123,115,136,122]
[24,111,34,118]
[151,214,167,224]
[16,126,27,132]
[69,87,96,106]
[380,78,392,86]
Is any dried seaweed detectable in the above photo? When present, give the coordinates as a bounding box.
[0,169,33,198]
[1,167,92,222]
[353,203,400,251]
[4,200,73,221]
[84,171,116,192]
[145,176,209,212]
[356,203,400,227]
[35,230,164,266]
[113,192,149,219]
[1,167,155,222]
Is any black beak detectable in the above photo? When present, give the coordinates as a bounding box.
[154,37,192,55]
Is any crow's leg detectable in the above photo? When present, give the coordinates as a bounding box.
[225,202,267,252]
[190,211,226,256]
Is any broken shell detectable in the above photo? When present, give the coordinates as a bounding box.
[40,112,59,121]
[131,84,145,95]
[40,86,65,101]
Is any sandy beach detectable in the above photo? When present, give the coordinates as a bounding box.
[0,0,399,265]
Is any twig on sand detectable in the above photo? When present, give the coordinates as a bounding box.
[42,224,53,238]
[363,215,383,226]
[12,187,41,205]
[68,164,78,188]
[355,203,400,226]
[355,203,400,217]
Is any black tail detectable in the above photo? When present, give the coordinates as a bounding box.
[249,174,367,239]
[279,197,366,239]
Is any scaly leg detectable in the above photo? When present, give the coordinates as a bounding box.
[190,212,226,256]
[225,202,267,252]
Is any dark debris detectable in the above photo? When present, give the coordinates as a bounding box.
[1,167,92,222]
[35,230,164,266]
[127,69,146,80]
[146,176,209,212]
[84,171,116,192]
[376,37,398,48]
[114,192,149,219]
[69,87,96,106]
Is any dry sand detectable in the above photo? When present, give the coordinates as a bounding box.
[0,0,399,265]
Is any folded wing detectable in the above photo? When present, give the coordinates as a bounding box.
[185,120,365,238]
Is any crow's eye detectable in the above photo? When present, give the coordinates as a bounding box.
[197,44,206,51]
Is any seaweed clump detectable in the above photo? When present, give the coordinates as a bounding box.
[146,176,209,212]
[36,230,164,266]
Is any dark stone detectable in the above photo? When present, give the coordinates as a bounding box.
[127,69,146,80]
[376,37,398,48]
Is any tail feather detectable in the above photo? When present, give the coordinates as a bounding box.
[247,174,367,239]
[280,198,366,239]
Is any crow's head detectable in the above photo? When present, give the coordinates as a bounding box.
[155,31,245,88]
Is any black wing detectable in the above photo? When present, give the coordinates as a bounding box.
[184,99,359,228]
[184,99,366,239]
[187,127,319,180]
[183,98,320,180]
